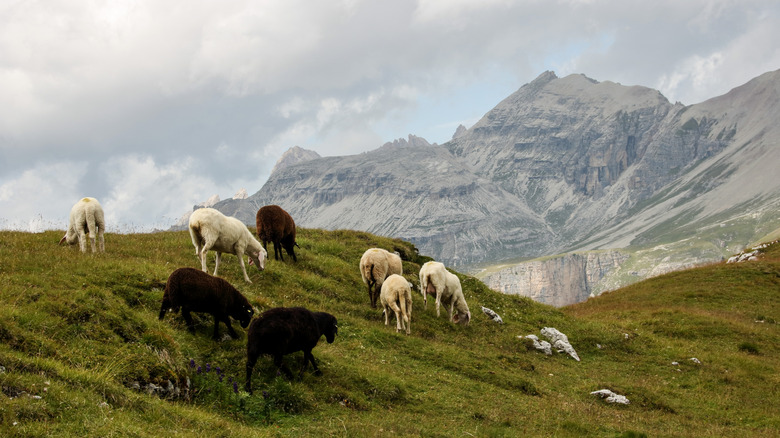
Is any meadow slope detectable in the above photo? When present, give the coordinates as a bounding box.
[0,229,778,437]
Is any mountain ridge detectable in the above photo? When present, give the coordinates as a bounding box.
[208,69,780,305]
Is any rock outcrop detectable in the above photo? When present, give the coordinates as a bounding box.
[270,146,321,175]
[481,251,628,307]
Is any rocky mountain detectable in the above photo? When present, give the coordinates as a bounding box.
[270,146,321,175]
[211,69,780,305]
[380,134,436,149]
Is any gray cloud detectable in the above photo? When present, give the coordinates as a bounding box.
[1,0,778,230]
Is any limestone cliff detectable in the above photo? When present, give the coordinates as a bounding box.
[481,251,629,307]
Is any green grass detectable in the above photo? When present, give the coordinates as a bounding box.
[1,229,779,437]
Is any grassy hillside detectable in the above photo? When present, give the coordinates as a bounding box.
[0,229,778,437]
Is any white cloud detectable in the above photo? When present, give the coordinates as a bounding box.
[655,12,780,104]
[100,155,219,230]
[0,162,88,231]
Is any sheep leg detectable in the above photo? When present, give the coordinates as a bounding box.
[158,298,170,320]
[274,240,284,261]
[302,350,321,378]
[236,253,253,283]
[274,354,294,379]
[388,301,403,333]
[245,354,258,394]
[400,297,411,335]
[370,285,380,309]
[182,308,196,333]
[198,247,209,273]
[190,231,201,256]
[421,277,428,309]
[283,240,297,262]
[86,219,98,253]
[435,292,442,317]
[97,222,105,253]
[367,281,375,308]
[211,315,222,340]
[199,236,216,273]
[219,315,239,339]
[77,227,88,253]
[213,252,221,276]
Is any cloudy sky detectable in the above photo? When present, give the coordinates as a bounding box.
[1,0,778,232]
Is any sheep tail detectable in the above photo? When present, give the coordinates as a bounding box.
[421,274,431,308]
[362,262,375,287]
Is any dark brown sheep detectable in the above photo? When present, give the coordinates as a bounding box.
[244,307,337,393]
[255,205,299,262]
[158,267,254,340]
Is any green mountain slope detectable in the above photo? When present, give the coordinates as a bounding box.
[1,230,778,437]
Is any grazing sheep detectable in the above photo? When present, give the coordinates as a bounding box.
[359,248,403,308]
[255,205,299,262]
[419,261,471,325]
[380,274,413,335]
[188,207,267,283]
[158,267,254,340]
[244,307,338,393]
[59,197,105,253]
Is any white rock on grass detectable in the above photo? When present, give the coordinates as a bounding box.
[481,306,504,324]
[591,389,630,405]
[521,334,553,355]
[541,327,580,361]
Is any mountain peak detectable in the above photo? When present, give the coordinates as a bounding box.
[380,134,434,150]
[452,124,468,139]
[271,146,321,175]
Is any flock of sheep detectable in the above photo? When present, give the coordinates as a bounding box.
[60,196,471,394]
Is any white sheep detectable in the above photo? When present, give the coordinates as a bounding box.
[380,274,413,335]
[359,248,403,308]
[59,197,105,253]
[188,207,267,283]
[419,261,471,325]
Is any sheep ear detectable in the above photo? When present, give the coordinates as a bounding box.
[59,235,66,245]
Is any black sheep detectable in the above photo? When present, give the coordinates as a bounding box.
[244,306,338,393]
[255,205,299,262]
[158,267,254,340]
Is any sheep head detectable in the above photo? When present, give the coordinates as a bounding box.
[247,250,266,271]
[325,317,338,344]
[59,230,78,246]
[233,303,255,329]
[453,310,471,326]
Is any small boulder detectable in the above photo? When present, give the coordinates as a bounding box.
[481,306,504,324]
[541,327,580,361]
[591,389,629,405]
